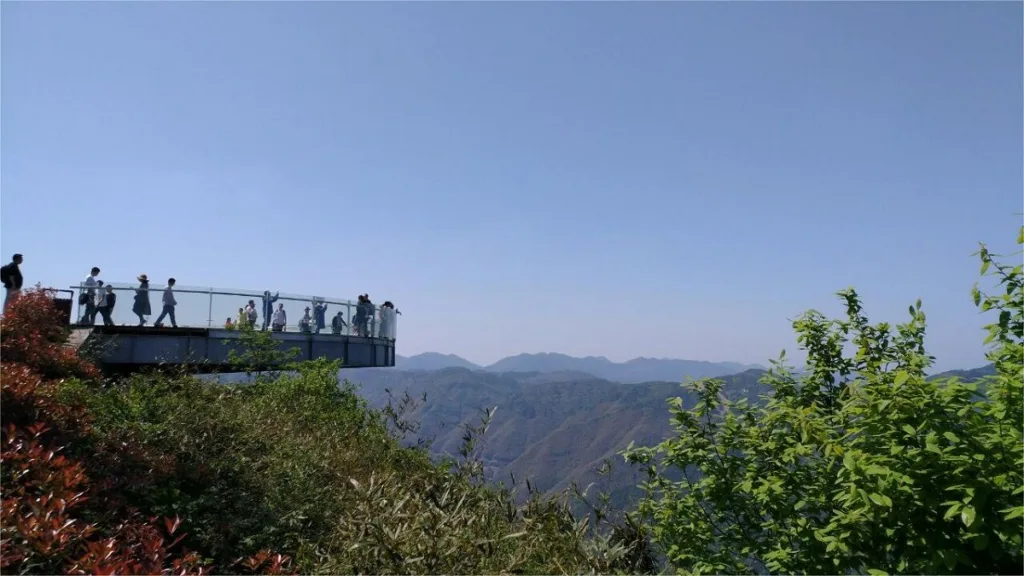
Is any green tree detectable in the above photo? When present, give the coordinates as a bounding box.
[225,322,301,379]
[624,227,1024,575]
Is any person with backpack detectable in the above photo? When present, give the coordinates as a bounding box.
[1,254,23,312]
[79,267,101,325]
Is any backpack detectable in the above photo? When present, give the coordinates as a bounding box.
[0,264,10,288]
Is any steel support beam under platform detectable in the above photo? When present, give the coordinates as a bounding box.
[72,326,397,375]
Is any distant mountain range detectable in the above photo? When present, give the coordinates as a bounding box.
[396,352,762,384]
[347,361,999,510]
[346,366,767,509]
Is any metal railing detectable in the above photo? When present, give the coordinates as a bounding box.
[71,282,397,340]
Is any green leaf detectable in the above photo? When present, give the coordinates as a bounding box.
[893,372,909,386]
[981,260,991,275]
[944,502,962,521]
[961,505,976,528]
[1004,506,1024,521]
[868,493,892,507]
[901,424,916,436]
[794,500,806,511]
[972,285,982,306]
[943,432,960,444]
[867,569,889,576]
[843,453,856,471]
[1019,226,1024,245]
[890,445,905,455]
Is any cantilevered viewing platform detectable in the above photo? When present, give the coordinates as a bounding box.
[67,282,397,375]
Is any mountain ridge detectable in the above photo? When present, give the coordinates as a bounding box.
[396,351,763,384]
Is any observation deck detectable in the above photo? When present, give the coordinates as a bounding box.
[68,282,397,375]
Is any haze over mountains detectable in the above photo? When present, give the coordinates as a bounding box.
[396,351,762,383]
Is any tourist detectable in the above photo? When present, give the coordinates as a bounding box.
[271,303,287,332]
[261,291,279,331]
[132,274,151,326]
[313,299,328,334]
[153,278,178,328]
[331,311,347,335]
[299,307,313,333]
[245,300,258,327]
[97,285,117,326]
[80,267,101,325]
[1,253,24,312]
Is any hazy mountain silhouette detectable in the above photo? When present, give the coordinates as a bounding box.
[395,351,762,383]
[396,352,482,371]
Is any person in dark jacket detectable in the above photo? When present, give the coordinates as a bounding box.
[313,300,328,334]
[362,295,375,336]
[132,274,152,326]
[331,311,347,335]
[261,291,279,331]
[353,295,369,336]
[98,285,117,326]
[1,253,23,312]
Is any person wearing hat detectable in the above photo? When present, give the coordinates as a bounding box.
[132,274,152,326]
[298,306,313,334]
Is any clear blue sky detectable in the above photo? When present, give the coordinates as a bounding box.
[2,2,1020,371]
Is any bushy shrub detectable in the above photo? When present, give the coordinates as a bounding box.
[0,290,296,575]
[624,228,1024,574]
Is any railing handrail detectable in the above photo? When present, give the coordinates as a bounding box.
[70,283,361,308]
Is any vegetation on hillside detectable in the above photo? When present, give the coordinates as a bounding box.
[0,290,649,574]
[623,226,1024,574]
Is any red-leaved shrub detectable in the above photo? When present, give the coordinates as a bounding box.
[0,288,100,381]
[1,288,296,575]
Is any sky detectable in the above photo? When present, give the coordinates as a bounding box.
[2,2,1021,372]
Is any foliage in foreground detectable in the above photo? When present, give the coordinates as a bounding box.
[1,289,295,575]
[625,227,1024,574]
[2,290,651,574]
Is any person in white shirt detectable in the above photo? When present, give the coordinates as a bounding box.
[153,277,178,328]
[95,281,107,315]
[80,267,101,325]
[245,300,258,327]
[271,303,287,332]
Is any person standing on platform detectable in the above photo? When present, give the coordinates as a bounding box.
[331,311,347,335]
[261,291,279,330]
[80,267,101,325]
[313,299,327,334]
[245,300,258,327]
[299,307,313,333]
[153,278,178,328]
[1,253,23,313]
[97,285,117,326]
[133,274,151,326]
[271,303,287,332]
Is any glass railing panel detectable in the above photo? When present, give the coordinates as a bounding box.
[208,290,361,334]
[73,283,214,328]
[70,282,393,341]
